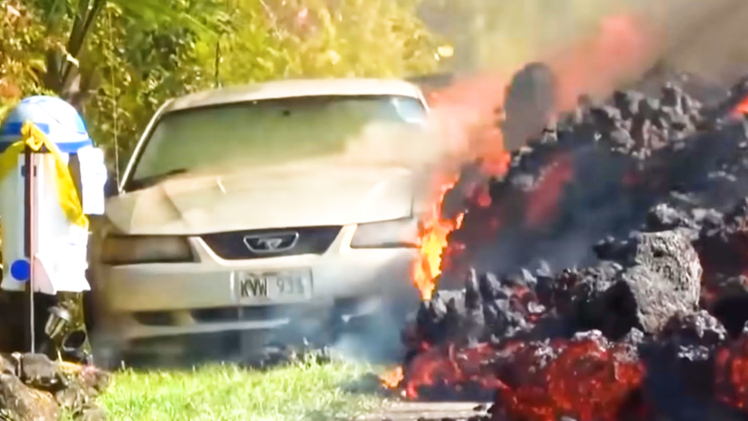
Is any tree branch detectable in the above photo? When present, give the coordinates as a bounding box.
[60,0,105,97]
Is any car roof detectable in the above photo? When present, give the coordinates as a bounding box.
[162,78,425,113]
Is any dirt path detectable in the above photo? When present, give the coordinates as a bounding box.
[359,401,491,421]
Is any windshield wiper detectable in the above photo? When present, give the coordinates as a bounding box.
[126,168,189,191]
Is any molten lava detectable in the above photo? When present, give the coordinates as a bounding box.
[525,152,575,228]
[401,342,506,400]
[392,334,646,421]
[715,334,748,413]
[494,336,645,421]
[384,11,676,421]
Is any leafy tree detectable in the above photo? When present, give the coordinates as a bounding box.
[83,1,225,172]
[0,0,49,116]
[86,0,443,170]
[25,0,213,104]
[1,0,442,171]
[0,0,218,171]
[210,0,441,84]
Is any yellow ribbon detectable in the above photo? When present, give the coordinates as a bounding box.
[0,121,89,230]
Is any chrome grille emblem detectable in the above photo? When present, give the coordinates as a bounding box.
[242,232,299,253]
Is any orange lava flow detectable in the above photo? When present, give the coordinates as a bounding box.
[525,152,575,227]
[496,338,645,421]
[402,342,508,399]
[382,11,662,410]
[715,334,748,412]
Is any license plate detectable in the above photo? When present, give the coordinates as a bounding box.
[236,270,312,301]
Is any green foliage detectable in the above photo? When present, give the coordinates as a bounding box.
[88,0,442,170]
[0,0,49,116]
[83,2,222,169]
[210,0,441,84]
[100,360,383,421]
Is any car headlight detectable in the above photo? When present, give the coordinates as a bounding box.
[350,217,419,248]
[100,235,195,265]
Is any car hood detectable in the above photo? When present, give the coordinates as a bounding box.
[105,160,420,235]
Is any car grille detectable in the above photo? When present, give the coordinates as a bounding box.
[200,226,342,260]
[191,305,301,323]
[131,304,316,326]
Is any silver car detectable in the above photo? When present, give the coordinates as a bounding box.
[88,78,438,363]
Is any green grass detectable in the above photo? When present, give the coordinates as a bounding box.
[99,359,388,421]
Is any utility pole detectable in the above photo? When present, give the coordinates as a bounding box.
[214,37,222,88]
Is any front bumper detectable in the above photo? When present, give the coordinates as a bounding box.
[91,225,418,344]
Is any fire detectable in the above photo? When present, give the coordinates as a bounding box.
[732,94,748,117]
[405,12,651,300]
[380,366,404,389]
[405,10,656,301]
[410,74,510,301]
[386,11,660,413]
[376,8,748,421]
[412,176,465,300]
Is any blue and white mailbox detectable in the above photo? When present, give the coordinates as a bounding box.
[0,96,107,295]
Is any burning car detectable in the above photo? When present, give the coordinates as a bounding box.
[86,78,442,364]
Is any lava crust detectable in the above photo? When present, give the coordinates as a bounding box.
[390,66,748,421]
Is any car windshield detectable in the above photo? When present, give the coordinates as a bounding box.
[125,94,427,190]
